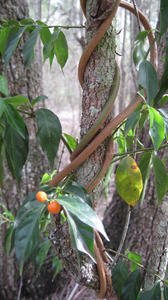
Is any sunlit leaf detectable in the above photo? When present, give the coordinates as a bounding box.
[148,106,165,150]
[153,155,168,203]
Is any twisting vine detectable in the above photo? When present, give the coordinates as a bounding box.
[49,0,157,298]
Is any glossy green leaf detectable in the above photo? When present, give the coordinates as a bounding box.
[164,286,168,299]
[54,31,68,69]
[52,256,62,280]
[14,200,45,274]
[63,133,77,152]
[149,106,165,150]
[0,27,10,56]
[117,132,125,154]
[40,25,51,45]
[4,124,29,182]
[126,251,141,272]
[23,26,41,66]
[66,210,95,261]
[40,173,52,185]
[4,26,26,68]
[4,95,30,107]
[121,269,141,300]
[160,95,168,107]
[140,282,161,299]
[154,39,168,104]
[153,155,168,203]
[112,261,129,298]
[4,225,15,255]
[35,108,62,168]
[133,31,148,69]
[139,152,152,205]
[160,0,168,35]
[159,108,168,138]
[138,61,158,105]
[0,99,5,119]
[35,239,51,273]
[32,95,48,107]
[64,181,91,206]
[0,75,8,96]
[57,195,109,241]
[125,111,140,136]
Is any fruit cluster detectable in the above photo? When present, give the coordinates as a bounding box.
[36,191,62,214]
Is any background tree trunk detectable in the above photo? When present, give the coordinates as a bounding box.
[0,1,54,299]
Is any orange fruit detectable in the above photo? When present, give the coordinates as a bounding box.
[36,191,48,203]
[48,201,62,214]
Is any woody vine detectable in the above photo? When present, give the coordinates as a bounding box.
[0,0,168,299]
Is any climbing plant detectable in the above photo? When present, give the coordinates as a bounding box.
[1,0,168,299]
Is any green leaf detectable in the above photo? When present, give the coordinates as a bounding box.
[66,210,95,261]
[0,27,10,56]
[133,31,148,69]
[0,99,5,119]
[158,108,168,138]
[40,173,52,185]
[40,25,51,45]
[57,195,109,241]
[32,95,48,107]
[35,108,62,168]
[121,270,141,300]
[140,282,161,299]
[35,239,51,273]
[160,95,168,107]
[14,200,45,274]
[54,30,68,69]
[153,155,168,203]
[160,0,168,35]
[64,181,92,206]
[138,61,158,105]
[126,251,141,272]
[0,75,8,96]
[139,152,152,205]
[125,111,140,136]
[4,95,30,107]
[63,133,77,152]
[4,124,29,182]
[164,286,168,299]
[4,103,27,138]
[52,256,62,279]
[4,225,15,255]
[112,261,129,298]
[4,26,26,68]
[148,106,165,150]
[23,26,41,66]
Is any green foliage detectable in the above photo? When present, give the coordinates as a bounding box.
[54,30,68,69]
[126,251,141,272]
[14,200,45,274]
[164,286,168,299]
[23,26,41,66]
[121,269,141,300]
[35,238,51,273]
[35,108,62,168]
[138,60,158,105]
[148,106,165,151]
[112,261,129,298]
[63,133,77,152]
[152,155,168,203]
[139,152,152,205]
[0,74,8,96]
[160,0,168,35]
[140,282,161,299]
[4,225,15,255]
[133,31,148,69]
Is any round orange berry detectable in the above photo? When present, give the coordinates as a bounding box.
[48,201,61,214]
[36,191,48,203]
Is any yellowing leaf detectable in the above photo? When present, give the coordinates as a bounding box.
[115,156,143,206]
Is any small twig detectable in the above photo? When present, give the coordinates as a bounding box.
[73,286,87,300]
[17,275,23,300]
[112,206,131,266]
[132,0,141,32]
[66,283,79,300]
[0,24,85,30]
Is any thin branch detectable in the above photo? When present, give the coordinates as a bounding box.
[112,206,131,266]
[132,0,141,32]
[0,24,85,30]
[17,275,23,300]
[66,283,79,300]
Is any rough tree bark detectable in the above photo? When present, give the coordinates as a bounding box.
[104,13,168,291]
[0,1,57,299]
